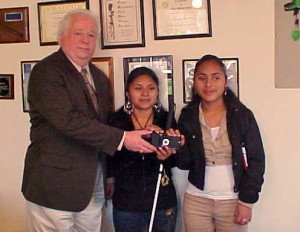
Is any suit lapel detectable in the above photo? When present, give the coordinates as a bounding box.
[57,49,100,117]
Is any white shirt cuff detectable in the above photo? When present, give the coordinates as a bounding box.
[117,132,125,151]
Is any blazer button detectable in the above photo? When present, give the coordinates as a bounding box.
[192,135,196,139]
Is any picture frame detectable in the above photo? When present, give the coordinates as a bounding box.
[91,57,115,109]
[21,61,38,112]
[20,58,114,112]
[0,7,29,44]
[123,55,173,110]
[99,0,145,49]
[182,58,239,103]
[152,0,212,40]
[0,74,14,99]
[37,0,89,46]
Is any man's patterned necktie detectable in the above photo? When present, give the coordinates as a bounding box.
[81,68,99,113]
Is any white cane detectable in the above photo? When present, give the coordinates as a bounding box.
[148,92,176,232]
[148,163,163,232]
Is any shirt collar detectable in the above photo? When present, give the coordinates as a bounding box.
[66,55,90,74]
[199,103,227,130]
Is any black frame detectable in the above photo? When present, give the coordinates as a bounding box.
[182,58,239,103]
[123,55,173,110]
[0,74,14,99]
[21,60,38,112]
[152,0,212,40]
[99,0,145,49]
[37,0,90,46]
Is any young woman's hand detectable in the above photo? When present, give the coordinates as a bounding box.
[234,203,252,225]
[155,146,176,160]
[144,124,164,134]
[155,129,185,160]
[106,183,115,199]
[165,128,185,148]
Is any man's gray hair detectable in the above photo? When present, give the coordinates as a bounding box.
[57,9,99,44]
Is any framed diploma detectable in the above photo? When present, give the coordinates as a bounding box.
[0,7,29,44]
[38,0,89,46]
[123,55,173,110]
[153,0,212,40]
[0,74,14,100]
[21,61,38,112]
[91,57,115,109]
[99,0,145,49]
[182,58,239,103]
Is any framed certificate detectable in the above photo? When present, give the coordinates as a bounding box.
[0,7,29,44]
[0,74,14,99]
[21,61,38,112]
[123,55,173,110]
[182,58,239,103]
[153,0,212,40]
[38,0,89,46]
[99,0,145,49]
[91,57,115,109]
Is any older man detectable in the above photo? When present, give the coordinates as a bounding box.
[22,9,156,231]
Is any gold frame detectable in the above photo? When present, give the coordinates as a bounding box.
[91,57,115,109]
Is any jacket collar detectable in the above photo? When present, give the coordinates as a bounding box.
[57,49,101,118]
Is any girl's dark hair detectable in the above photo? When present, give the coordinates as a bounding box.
[191,54,228,103]
[194,54,227,80]
[125,66,159,92]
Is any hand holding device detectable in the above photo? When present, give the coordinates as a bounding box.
[142,132,181,149]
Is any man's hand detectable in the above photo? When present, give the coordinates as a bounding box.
[123,130,157,153]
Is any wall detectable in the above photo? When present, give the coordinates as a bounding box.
[1,0,300,231]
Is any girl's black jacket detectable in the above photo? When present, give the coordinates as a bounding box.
[177,90,265,204]
[107,108,177,212]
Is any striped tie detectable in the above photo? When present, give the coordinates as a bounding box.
[81,68,99,113]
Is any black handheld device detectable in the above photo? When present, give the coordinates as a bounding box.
[143,132,181,149]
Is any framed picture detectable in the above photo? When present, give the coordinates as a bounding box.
[152,0,212,40]
[21,61,38,112]
[99,0,145,49]
[37,0,89,46]
[91,57,115,109]
[222,58,239,96]
[0,74,14,99]
[0,7,29,44]
[123,55,173,110]
[182,58,239,103]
